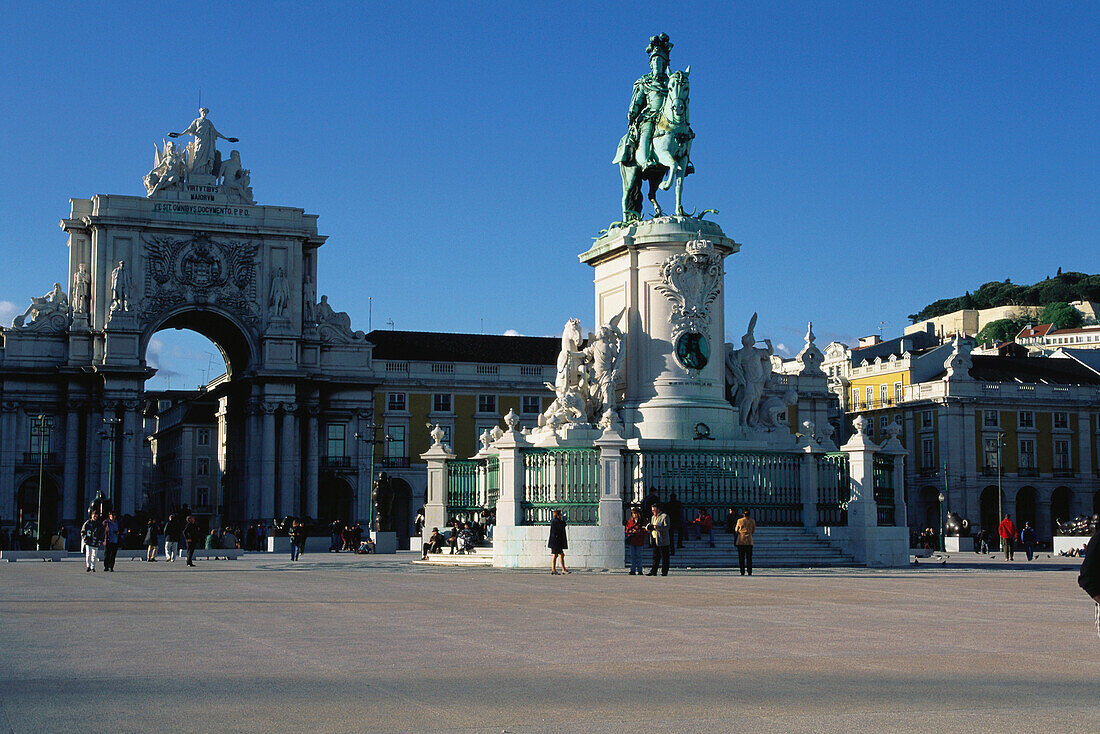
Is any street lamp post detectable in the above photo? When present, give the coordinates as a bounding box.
[30,415,51,550]
[99,417,133,510]
[938,492,946,553]
[997,430,1005,524]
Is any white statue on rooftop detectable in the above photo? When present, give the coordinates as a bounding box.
[143,140,186,197]
[168,107,239,177]
[12,282,69,330]
[71,263,90,315]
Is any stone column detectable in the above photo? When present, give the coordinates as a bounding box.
[246,399,262,520]
[215,397,229,524]
[83,406,101,514]
[305,406,320,519]
[419,441,454,537]
[260,403,277,519]
[278,403,299,517]
[488,427,528,567]
[63,402,80,525]
[100,403,116,503]
[1035,491,1052,541]
[0,402,17,523]
[119,400,141,516]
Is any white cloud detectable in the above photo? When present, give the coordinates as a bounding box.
[0,300,19,327]
[503,329,522,337]
[775,342,791,356]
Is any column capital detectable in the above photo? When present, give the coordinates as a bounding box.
[261,402,279,415]
[282,402,299,415]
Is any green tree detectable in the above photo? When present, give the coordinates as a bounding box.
[1040,302,1083,330]
[976,317,1030,345]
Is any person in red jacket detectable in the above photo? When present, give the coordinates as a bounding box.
[997,514,1017,561]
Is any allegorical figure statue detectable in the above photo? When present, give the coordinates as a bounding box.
[71,263,90,315]
[372,471,393,532]
[269,267,290,318]
[169,107,238,177]
[613,34,696,222]
[584,311,626,423]
[728,313,773,428]
[110,260,131,314]
[143,139,186,196]
[13,282,68,328]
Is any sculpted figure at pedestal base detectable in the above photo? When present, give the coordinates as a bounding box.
[726,313,774,429]
[372,472,393,532]
[539,316,626,429]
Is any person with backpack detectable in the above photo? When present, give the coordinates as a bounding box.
[81,511,104,572]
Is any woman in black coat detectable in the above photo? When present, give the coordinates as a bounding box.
[548,509,570,575]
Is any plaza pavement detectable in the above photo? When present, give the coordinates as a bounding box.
[0,551,1096,733]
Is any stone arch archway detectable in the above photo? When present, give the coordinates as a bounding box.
[979,485,1003,534]
[1015,486,1037,531]
[318,476,353,526]
[16,475,59,549]
[917,486,940,531]
[142,304,258,379]
[391,477,412,548]
[1050,486,1072,535]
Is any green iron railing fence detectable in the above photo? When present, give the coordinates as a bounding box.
[622,450,803,526]
[521,447,599,525]
[817,453,850,526]
[873,455,896,526]
[485,455,500,510]
[445,459,482,524]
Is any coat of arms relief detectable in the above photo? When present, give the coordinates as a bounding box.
[142,232,260,325]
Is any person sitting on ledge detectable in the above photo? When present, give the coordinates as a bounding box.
[456,523,476,554]
[422,527,445,559]
[357,536,376,554]
[693,509,715,547]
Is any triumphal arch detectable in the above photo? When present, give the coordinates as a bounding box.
[0,109,374,542]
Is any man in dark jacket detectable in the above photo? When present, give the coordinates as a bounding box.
[1078,528,1100,603]
[163,514,184,562]
[183,515,202,567]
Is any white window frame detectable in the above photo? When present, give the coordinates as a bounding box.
[521,395,541,415]
[1019,439,1035,468]
[196,457,210,476]
[921,438,934,468]
[197,428,210,446]
[1053,411,1068,430]
[387,392,407,412]
[1054,439,1070,470]
[1018,410,1034,429]
[432,393,452,413]
[921,410,933,429]
[477,394,497,414]
[983,410,999,428]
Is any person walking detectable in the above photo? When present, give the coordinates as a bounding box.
[102,511,120,572]
[81,511,104,572]
[548,509,570,575]
[625,508,647,575]
[183,515,202,567]
[143,518,159,562]
[163,514,183,562]
[735,509,756,576]
[1020,523,1038,561]
[646,503,670,576]
[998,514,1017,561]
[290,520,306,561]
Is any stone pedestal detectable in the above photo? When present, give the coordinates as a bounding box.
[945,536,974,553]
[579,217,741,444]
[370,531,397,554]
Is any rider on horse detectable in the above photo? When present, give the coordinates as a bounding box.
[613,33,673,170]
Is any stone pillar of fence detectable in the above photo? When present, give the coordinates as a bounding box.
[878,421,908,530]
[797,428,823,529]
[420,438,454,535]
[492,425,530,529]
[840,415,880,564]
[595,427,627,530]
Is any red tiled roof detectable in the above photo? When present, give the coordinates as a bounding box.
[1015,324,1052,339]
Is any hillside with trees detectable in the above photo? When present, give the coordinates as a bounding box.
[908,271,1100,323]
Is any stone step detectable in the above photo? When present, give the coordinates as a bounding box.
[413,547,493,566]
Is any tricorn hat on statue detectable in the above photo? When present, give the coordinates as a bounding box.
[647,33,673,61]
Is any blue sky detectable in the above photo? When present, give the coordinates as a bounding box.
[1,2,1097,388]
